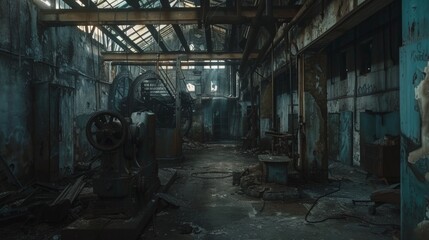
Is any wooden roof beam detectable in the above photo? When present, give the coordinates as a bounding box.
[160,0,190,52]
[102,51,258,62]
[39,7,298,25]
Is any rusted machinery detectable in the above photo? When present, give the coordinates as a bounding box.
[85,110,158,199]
[62,110,160,240]
[108,69,194,161]
[109,70,194,136]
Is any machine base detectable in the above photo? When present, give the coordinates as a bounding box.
[61,169,177,240]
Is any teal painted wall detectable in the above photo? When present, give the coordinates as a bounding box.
[401,0,429,238]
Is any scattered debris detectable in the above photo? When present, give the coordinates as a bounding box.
[373,135,400,146]
[0,176,87,225]
[210,229,227,235]
[41,176,86,222]
[178,222,203,235]
[191,171,233,179]
[232,171,242,186]
[240,164,263,189]
[179,223,194,234]
[158,193,187,208]
[244,185,267,198]
[236,163,300,201]
[183,138,207,150]
[262,187,300,201]
[0,153,22,190]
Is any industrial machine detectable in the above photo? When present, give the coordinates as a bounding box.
[108,69,194,161]
[86,110,158,202]
[109,70,194,136]
[62,110,160,239]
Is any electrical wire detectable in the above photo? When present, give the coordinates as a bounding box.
[304,179,400,229]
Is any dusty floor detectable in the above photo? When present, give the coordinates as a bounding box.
[142,143,400,240]
[0,143,400,240]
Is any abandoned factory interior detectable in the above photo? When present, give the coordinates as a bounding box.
[1,0,429,239]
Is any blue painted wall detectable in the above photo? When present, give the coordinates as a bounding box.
[401,0,429,238]
[360,111,400,143]
[0,0,109,182]
[339,111,353,165]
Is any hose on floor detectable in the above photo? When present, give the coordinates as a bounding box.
[304,179,400,229]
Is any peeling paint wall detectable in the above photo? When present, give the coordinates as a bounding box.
[401,0,429,239]
[0,0,108,182]
[0,56,33,182]
[294,0,394,52]
[304,54,328,180]
[276,92,298,133]
[259,80,273,141]
[326,3,401,165]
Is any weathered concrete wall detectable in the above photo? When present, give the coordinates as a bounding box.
[304,54,328,180]
[0,56,33,182]
[0,0,108,182]
[274,69,298,134]
[113,64,236,142]
[401,0,429,239]
[326,3,401,165]
[294,0,395,52]
[259,80,273,140]
[201,97,242,141]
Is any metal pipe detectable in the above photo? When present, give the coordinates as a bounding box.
[298,54,306,177]
[261,0,317,61]
[287,31,300,172]
[271,43,276,131]
[239,0,266,75]
[265,0,273,17]
[175,57,182,131]
[353,28,359,134]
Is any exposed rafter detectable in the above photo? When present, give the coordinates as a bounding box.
[39,7,297,25]
[110,61,242,66]
[102,52,259,62]
[126,2,169,52]
[239,0,266,75]
[62,0,143,52]
[146,25,169,52]
[204,26,213,52]
[201,0,213,53]
[225,0,237,51]
[160,0,190,52]
[109,26,144,52]
[99,27,131,51]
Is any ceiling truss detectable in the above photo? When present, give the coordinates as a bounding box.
[39,7,297,25]
[42,0,302,74]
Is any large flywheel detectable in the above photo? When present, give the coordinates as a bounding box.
[86,111,127,151]
[108,71,133,114]
[126,70,194,135]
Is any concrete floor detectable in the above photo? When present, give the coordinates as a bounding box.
[142,143,400,240]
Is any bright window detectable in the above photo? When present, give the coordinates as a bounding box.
[186,83,196,92]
